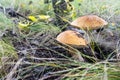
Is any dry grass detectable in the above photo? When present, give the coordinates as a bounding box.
[0,0,120,80]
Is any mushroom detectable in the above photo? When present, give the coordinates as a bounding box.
[56,30,88,61]
[70,15,108,31]
[70,15,110,43]
[56,30,87,47]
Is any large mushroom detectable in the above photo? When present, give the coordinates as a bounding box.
[70,15,109,43]
[70,15,108,31]
[56,30,88,61]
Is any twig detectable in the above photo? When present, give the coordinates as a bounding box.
[108,59,120,62]
[6,58,24,80]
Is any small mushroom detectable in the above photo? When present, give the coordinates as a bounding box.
[56,30,88,61]
[70,15,108,31]
[56,30,87,47]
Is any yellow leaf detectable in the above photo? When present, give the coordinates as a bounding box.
[28,16,38,22]
[38,15,50,20]
[18,22,29,30]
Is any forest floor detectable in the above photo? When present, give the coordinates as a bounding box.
[0,0,120,80]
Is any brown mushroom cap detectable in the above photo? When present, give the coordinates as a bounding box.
[70,15,108,30]
[56,30,87,47]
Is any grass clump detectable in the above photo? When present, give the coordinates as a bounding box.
[0,40,17,78]
[0,12,13,31]
[0,40,18,62]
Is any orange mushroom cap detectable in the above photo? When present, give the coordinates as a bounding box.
[56,30,87,47]
[71,15,108,30]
